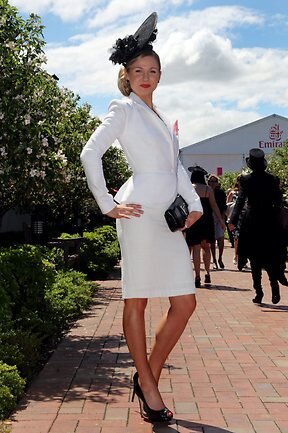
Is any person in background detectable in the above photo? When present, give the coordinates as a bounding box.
[229,148,286,304]
[185,166,225,287]
[226,174,243,266]
[80,13,203,423]
[208,174,227,269]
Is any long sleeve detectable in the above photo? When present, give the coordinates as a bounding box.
[177,160,203,213]
[80,100,126,214]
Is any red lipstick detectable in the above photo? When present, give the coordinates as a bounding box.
[140,84,151,88]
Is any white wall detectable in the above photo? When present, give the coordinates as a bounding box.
[181,153,246,175]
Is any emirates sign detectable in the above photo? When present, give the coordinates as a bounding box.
[259,123,285,149]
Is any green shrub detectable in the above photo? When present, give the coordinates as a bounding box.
[79,225,120,278]
[0,245,99,419]
[219,171,241,193]
[0,286,11,325]
[0,362,25,420]
[0,421,11,433]
[0,330,41,381]
[0,245,56,331]
[58,232,81,239]
[39,245,66,270]
[45,270,95,328]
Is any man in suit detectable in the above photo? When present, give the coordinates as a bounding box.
[229,148,286,305]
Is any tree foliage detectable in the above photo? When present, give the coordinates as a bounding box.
[0,0,131,228]
[219,172,239,193]
[267,141,288,199]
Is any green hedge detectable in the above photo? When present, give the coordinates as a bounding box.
[45,270,94,327]
[0,362,25,420]
[79,225,120,278]
[0,246,94,419]
[60,225,120,278]
[0,225,118,419]
[0,330,41,381]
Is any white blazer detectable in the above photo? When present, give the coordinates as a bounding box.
[80,92,202,215]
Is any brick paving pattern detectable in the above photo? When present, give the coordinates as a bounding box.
[8,243,288,433]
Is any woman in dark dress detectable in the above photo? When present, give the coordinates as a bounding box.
[229,148,286,304]
[186,167,225,287]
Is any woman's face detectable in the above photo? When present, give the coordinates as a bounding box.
[208,178,218,189]
[125,55,161,102]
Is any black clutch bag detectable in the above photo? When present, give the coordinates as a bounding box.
[165,194,189,232]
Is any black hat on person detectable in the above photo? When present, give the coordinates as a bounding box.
[109,12,158,66]
[188,165,208,175]
[246,148,267,170]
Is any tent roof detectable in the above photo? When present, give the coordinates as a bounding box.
[181,114,288,155]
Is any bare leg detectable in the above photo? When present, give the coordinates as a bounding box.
[123,298,164,410]
[210,241,216,264]
[233,238,238,264]
[201,240,211,275]
[149,294,196,383]
[218,236,224,261]
[192,244,201,278]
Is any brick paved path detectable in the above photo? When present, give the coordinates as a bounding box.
[8,243,288,433]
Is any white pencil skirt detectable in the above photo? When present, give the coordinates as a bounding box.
[116,202,196,299]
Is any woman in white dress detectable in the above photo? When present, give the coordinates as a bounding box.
[80,13,202,423]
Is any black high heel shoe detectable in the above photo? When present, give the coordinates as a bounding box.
[132,372,173,423]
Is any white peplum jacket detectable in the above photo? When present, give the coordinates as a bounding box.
[80,92,202,215]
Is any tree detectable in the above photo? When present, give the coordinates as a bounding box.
[267,140,288,200]
[0,0,131,230]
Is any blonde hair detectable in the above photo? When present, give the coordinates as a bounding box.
[117,50,161,96]
[118,66,132,96]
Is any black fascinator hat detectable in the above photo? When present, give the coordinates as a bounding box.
[188,165,208,184]
[246,148,267,171]
[109,12,158,66]
[188,165,208,175]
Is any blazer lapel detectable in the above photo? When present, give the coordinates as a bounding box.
[129,93,178,169]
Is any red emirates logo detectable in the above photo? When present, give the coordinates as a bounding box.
[269,124,283,141]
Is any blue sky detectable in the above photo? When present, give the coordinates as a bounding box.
[10,0,288,147]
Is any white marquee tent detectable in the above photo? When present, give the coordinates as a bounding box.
[180,114,288,176]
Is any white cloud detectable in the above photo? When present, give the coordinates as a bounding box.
[45,6,263,87]
[87,0,169,28]
[36,4,288,145]
[46,34,117,95]
[9,0,99,22]
[161,29,242,83]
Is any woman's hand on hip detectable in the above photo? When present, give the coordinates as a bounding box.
[182,211,203,230]
[106,203,143,219]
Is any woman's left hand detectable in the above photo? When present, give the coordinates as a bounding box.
[181,211,203,231]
